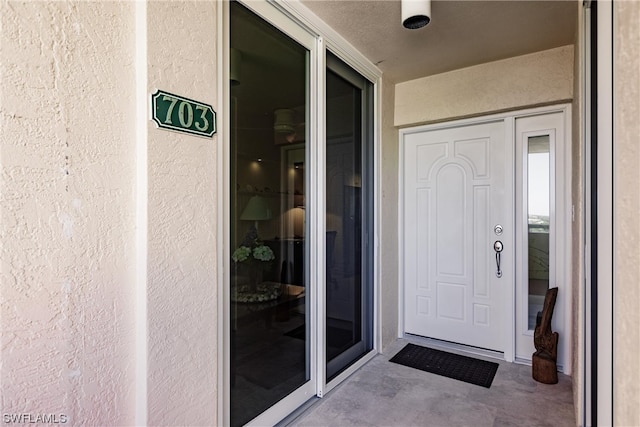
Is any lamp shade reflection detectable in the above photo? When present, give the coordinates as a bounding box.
[240,195,272,232]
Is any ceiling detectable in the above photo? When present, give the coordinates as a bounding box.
[301,0,578,83]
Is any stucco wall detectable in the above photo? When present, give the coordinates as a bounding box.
[1,2,220,425]
[613,2,640,425]
[145,2,218,425]
[395,45,574,127]
[379,77,399,351]
[1,2,137,425]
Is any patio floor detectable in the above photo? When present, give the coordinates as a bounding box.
[287,338,576,427]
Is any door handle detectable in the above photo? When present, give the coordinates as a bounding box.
[493,240,503,278]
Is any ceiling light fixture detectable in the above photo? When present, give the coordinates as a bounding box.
[401,0,431,30]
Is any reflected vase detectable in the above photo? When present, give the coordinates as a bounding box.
[247,265,263,293]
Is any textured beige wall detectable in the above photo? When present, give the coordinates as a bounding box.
[379,77,399,351]
[395,45,574,127]
[614,2,640,425]
[1,2,219,425]
[1,2,137,425]
[146,2,219,425]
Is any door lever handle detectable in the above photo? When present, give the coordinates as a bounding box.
[493,240,503,278]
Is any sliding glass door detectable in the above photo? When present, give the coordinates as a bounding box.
[227,2,377,423]
[229,2,315,425]
[325,52,374,381]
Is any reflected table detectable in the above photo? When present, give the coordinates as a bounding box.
[230,283,305,386]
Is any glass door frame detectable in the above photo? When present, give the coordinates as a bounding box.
[218,1,382,425]
[314,37,380,396]
[324,51,375,383]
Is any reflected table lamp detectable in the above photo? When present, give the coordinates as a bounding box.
[240,195,272,234]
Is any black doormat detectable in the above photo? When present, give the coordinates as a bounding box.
[389,343,499,388]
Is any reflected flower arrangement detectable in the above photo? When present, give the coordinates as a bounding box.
[232,227,275,264]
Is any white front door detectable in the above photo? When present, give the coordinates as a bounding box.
[402,119,513,353]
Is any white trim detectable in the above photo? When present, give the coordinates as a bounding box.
[583,3,593,425]
[135,2,148,425]
[242,1,317,51]
[562,106,573,376]
[397,125,406,340]
[217,1,230,425]
[324,350,377,395]
[310,34,324,400]
[596,1,614,425]
[399,104,571,136]
[397,135,405,339]
[245,382,317,427]
[373,63,383,358]
[504,116,516,365]
[275,0,382,82]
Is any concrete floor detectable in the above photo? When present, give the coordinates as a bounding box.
[289,339,576,427]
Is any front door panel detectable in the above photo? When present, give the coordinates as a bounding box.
[403,120,512,352]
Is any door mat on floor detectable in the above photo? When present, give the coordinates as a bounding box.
[389,343,499,388]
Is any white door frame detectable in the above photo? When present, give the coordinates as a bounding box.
[513,106,573,374]
[589,1,614,425]
[398,104,572,369]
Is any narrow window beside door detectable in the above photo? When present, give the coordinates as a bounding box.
[527,135,551,329]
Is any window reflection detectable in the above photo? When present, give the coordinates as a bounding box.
[527,135,550,329]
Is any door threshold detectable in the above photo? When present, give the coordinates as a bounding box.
[402,333,505,362]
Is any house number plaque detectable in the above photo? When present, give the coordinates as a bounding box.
[151,90,216,137]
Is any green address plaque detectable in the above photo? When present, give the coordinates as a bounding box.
[151,90,216,137]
